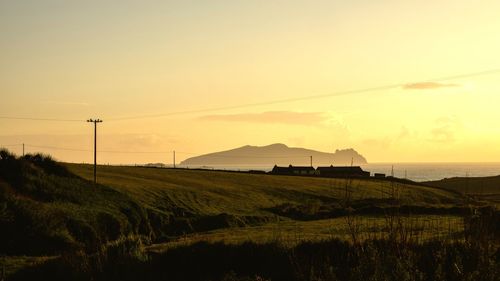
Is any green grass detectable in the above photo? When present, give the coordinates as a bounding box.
[66,164,464,219]
[63,164,469,252]
[425,176,500,205]
[0,153,467,257]
[148,215,465,252]
[0,152,153,256]
[3,152,497,280]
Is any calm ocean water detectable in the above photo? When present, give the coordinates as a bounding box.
[178,163,500,182]
[361,163,500,182]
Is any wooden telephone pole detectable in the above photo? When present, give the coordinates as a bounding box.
[87,119,102,184]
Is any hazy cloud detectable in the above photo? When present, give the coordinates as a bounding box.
[362,126,414,149]
[198,111,329,126]
[428,116,461,143]
[397,126,411,139]
[430,126,455,143]
[41,100,90,106]
[0,133,179,164]
[403,82,458,90]
[362,137,392,149]
[112,133,178,147]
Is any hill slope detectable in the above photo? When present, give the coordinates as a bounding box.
[424,176,500,204]
[180,143,367,166]
[0,152,153,256]
[66,164,462,219]
[0,149,466,258]
[1,153,496,281]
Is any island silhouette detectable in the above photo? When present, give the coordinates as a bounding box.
[180,143,367,166]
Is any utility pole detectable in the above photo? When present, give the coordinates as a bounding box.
[310,155,313,167]
[87,119,103,185]
[173,150,176,168]
[465,171,469,196]
[22,143,25,156]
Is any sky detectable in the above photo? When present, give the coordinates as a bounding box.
[1,0,500,164]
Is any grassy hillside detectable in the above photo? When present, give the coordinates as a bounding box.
[66,164,464,218]
[424,176,500,204]
[3,151,499,280]
[63,164,471,248]
[0,150,464,252]
[147,214,465,252]
[0,151,153,256]
[0,150,467,257]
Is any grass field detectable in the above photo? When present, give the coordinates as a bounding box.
[64,164,470,250]
[147,215,465,252]
[3,152,498,280]
[65,164,464,218]
[425,176,500,205]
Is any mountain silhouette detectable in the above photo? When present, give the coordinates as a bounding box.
[180,144,367,166]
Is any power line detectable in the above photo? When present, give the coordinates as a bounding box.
[23,144,175,154]
[175,151,202,155]
[0,116,84,122]
[157,150,327,159]
[101,149,184,154]
[426,68,500,82]
[104,68,500,121]
[14,144,325,159]
[1,68,500,123]
[104,84,400,121]
[12,144,193,154]
[181,154,319,159]
[26,144,89,152]
[0,144,23,147]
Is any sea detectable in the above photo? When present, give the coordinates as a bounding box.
[361,163,500,182]
[176,163,500,182]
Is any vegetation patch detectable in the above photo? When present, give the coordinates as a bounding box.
[0,150,154,255]
[7,238,500,281]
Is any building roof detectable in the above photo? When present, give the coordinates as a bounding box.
[287,165,315,171]
[316,165,364,172]
[272,165,315,172]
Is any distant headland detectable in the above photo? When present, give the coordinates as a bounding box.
[180,143,367,166]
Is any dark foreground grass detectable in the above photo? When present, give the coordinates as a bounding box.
[7,238,500,281]
[0,150,155,255]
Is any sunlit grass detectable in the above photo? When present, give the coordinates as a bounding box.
[148,215,465,252]
[66,164,464,218]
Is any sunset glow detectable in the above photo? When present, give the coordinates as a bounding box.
[2,0,500,164]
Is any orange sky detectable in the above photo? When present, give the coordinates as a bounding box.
[1,1,500,164]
